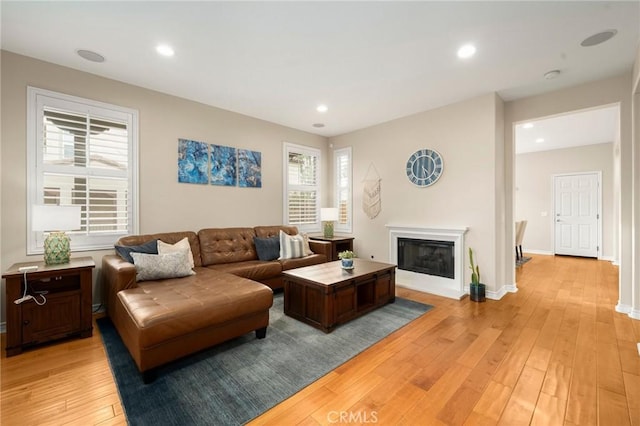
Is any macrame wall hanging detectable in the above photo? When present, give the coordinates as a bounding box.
[362,163,381,219]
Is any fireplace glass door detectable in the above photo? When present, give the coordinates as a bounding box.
[397,238,455,279]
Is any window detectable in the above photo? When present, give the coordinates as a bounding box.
[283,143,321,232]
[27,87,138,253]
[334,147,352,233]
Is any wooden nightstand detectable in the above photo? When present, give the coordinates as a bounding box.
[2,257,95,356]
[308,235,354,261]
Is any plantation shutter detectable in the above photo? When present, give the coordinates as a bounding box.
[284,144,321,231]
[28,87,138,253]
[334,147,352,232]
[42,108,130,234]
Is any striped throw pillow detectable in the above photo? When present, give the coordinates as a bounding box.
[278,230,305,260]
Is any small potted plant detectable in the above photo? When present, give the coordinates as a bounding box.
[468,247,486,302]
[338,250,355,269]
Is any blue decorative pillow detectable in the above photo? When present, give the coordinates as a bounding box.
[254,236,280,261]
[115,239,158,263]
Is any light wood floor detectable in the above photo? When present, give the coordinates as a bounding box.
[2,255,639,425]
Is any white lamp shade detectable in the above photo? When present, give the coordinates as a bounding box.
[320,207,339,221]
[32,205,82,232]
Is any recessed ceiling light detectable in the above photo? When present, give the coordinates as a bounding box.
[156,44,175,57]
[457,44,476,59]
[536,138,545,143]
[581,30,617,47]
[523,123,534,129]
[544,69,561,80]
[76,49,105,63]
[316,104,328,113]
[312,123,325,128]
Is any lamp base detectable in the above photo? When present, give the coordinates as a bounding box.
[44,231,71,265]
[322,221,334,238]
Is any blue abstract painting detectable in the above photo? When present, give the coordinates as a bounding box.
[210,144,237,186]
[178,139,209,184]
[238,149,262,188]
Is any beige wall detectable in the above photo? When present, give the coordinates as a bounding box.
[493,94,508,292]
[515,143,614,258]
[633,45,640,318]
[633,44,640,93]
[0,51,328,320]
[505,72,633,310]
[330,93,505,296]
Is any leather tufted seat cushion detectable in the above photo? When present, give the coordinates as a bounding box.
[280,254,328,270]
[118,268,273,349]
[206,260,282,281]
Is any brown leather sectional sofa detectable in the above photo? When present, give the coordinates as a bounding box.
[101,225,331,381]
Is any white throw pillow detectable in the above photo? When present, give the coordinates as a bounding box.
[157,237,195,269]
[301,233,314,256]
[278,230,305,260]
[131,251,195,281]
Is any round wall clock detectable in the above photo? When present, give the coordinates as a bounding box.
[406,149,444,187]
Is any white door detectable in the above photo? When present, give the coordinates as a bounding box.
[554,173,599,258]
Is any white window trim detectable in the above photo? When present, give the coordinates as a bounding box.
[282,142,322,233]
[334,146,353,233]
[27,87,139,254]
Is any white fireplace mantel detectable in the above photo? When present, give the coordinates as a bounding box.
[386,225,468,300]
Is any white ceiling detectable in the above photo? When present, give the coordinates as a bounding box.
[1,1,639,140]
[515,105,619,154]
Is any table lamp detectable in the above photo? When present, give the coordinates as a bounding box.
[320,207,339,238]
[32,204,82,264]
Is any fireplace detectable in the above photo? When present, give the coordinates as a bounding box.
[398,238,455,279]
[387,225,467,300]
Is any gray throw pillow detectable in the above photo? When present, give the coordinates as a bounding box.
[254,236,280,261]
[130,250,195,281]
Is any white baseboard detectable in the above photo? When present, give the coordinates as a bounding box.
[401,282,518,302]
[524,250,616,263]
[396,282,466,300]
[630,309,640,321]
[524,249,553,256]
[484,283,518,300]
[616,302,632,314]
[486,286,507,300]
[505,283,519,293]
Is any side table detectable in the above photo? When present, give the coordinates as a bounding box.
[2,257,95,356]
[308,235,354,261]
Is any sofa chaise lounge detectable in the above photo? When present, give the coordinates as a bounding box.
[101,225,331,381]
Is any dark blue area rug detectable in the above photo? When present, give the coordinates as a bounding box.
[98,293,432,425]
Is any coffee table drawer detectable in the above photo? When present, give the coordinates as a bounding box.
[334,285,356,323]
[375,271,393,303]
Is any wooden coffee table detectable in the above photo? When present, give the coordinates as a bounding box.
[282,259,396,333]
